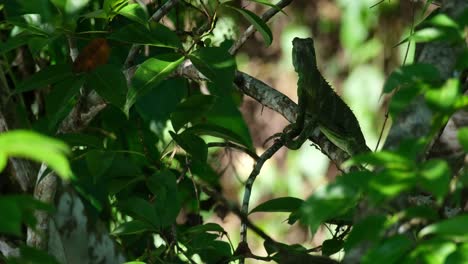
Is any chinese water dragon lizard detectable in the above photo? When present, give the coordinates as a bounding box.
[281,37,371,156]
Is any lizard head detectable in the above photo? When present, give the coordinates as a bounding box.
[292,37,317,73]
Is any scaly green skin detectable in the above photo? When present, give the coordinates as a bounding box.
[284,37,370,156]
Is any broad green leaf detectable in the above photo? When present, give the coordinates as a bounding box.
[46,75,85,131]
[428,13,460,29]
[419,215,468,239]
[170,95,217,132]
[300,179,360,234]
[185,223,225,235]
[322,238,344,256]
[104,0,127,15]
[3,0,53,19]
[50,0,90,15]
[127,55,184,114]
[0,195,52,236]
[383,64,441,93]
[123,262,146,264]
[86,64,127,111]
[362,235,413,264]
[405,239,457,264]
[418,159,450,201]
[411,28,447,42]
[247,0,287,15]
[117,3,148,27]
[224,3,272,46]
[0,130,72,179]
[344,215,387,250]
[136,78,187,123]
[146,169,180,228]
[109,23,182,48]
[118,197,158,227]
[250,197,304,214]
[85,150,115,179]
[185,123,253,149]
[10,246,61,264]
[0,196,22,235]
[368,169,417,201]
[458,127,468,152]
[388,81,422,117]
[425,78,460,112]
[15,64,74,93]
[81,9,108,19]
[446,243,468,264]
[170,131,208,163]
[111,220,154,235]
[189,46,236,89]
[347,151,413,170]
[0,34,45,55]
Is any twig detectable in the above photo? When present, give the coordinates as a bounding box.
[124,0,181,68]
[228,0,293,55]
[199,185,275,243]
[239,138,285,263]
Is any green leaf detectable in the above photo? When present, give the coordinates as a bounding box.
[0,195,52,236]
[170,131,208,163]
[118,197,158,227]
[111,220,154,235]
[322,238,344,256]
[104,0,127,15]
[425,78,460,112]
[86,64,127,111]
[446,243,468,264]
[85,150,115,180]
[170,95,217,132]
[50,0,91,15]
[185,223,226,235]
[419,215,468,239]
[185,123,253,149]
[418,159,451,201]
[247,0,287,15]
[136,78,187,123]
[344,215,387,250]
[0,130,72,179]
[46,75,85,131]
[189,46,236,88]
[127,55,184,114]
[368,169,417,201]
[0,34,45,55]
[10,246,60,264]
[458,127,468,152]
[224,3,273,46]
[300,179,360,234]
[405,239,457,264]
[3,0,54,20]
[146,169,180,228]
[109,23,182,48]
[81,9,108,19]
[0,196,22,235]
[362,235,413,264]
[347,151,413,170]
[250,197,304,214]
[117,3,149,27]
[15,64,74,93]
[383,64,441,93]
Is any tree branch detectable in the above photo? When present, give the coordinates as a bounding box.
[229,0,293,55]
[124,0,181,68]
